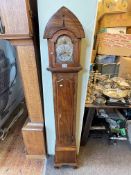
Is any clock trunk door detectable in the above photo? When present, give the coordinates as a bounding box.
[54,73,77,147]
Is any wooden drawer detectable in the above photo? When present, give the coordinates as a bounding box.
[0,0,31,36]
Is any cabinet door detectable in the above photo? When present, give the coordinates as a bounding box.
[54,74,77,146]
[0,0,30,35]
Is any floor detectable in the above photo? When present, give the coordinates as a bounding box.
[45,137,131,175]
[0,110,44,175]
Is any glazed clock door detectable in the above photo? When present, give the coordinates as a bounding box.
[54,74,77,146]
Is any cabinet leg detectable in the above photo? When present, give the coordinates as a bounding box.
[81,108,95,146]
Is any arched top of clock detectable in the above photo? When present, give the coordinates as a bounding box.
[44,6,85,39]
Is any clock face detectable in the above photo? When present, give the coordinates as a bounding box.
[56,35,73,63]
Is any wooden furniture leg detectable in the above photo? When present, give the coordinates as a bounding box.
[81,108,95,146]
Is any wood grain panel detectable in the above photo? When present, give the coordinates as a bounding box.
[54,74,77,147]
[22,121,45,156]
[44,6,85,39]
[55,148,77,166]
[0,0,30,35]
[128,0,131,12]
[16,44,43,122]
[99,12,131,28]
[127,27,131,34]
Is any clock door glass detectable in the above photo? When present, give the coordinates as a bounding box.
[56,35,73,63]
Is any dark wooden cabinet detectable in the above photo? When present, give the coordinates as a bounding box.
[44,7,85,167]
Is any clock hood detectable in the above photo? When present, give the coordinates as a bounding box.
[44,7,85,39]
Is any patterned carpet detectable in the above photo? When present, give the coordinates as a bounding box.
[45,138,131,175]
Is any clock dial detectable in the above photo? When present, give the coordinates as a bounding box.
[56,35,73,63]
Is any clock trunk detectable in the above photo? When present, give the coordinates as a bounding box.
[53,73,78,166]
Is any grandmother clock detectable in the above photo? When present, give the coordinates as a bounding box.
[44,7,85,168]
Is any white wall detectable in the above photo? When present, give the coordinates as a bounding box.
[38,0,98,155]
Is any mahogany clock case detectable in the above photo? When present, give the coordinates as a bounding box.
[44,7,85,167]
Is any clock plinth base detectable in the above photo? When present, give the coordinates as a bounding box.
[54,163,78,169]
[54,145,78,168]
